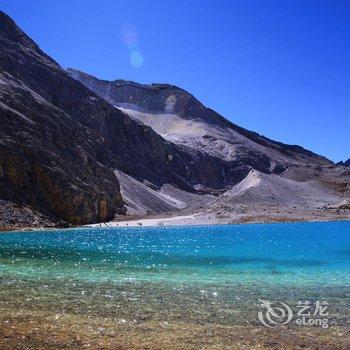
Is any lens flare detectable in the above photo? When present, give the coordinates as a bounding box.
[121,24,138,47]
[129,51,144,68]
[121,24,144,69]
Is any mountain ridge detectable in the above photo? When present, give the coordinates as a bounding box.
[67,68,332,164]
[68,68,333,172]
[0,10,259,226]
[68,68,350,219]
[0,11,349,228]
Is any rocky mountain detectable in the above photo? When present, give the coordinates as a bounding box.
[337,159,350,166]
[0,11,231,226]
[68,68,332,171]
[0,11,349,228]
[68,69,350,215]
[0,11,124,225]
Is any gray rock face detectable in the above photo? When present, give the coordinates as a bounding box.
[0,11,249,227]
[0,11,125,224]
[0,11,348,226]
[68,69,350,215]
[67,68,333,174]
[0,199,55,230]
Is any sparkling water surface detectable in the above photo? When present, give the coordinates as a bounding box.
[0,221,349,326]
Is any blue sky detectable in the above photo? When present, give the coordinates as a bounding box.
[1,0,349,161]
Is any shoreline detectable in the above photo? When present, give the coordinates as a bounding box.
[86,205,350,228]
[1,211,350,233]
[87,215,350,229]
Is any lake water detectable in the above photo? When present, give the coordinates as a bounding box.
[0,221,349,337]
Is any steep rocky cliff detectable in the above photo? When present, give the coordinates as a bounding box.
[0,11,348,227]
[0,11,194,225]
[0,11,247,226]
[68,68,333,173]
[67,70,350,216]
[0,11,125,224]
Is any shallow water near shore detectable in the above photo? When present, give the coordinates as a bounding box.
[0,221,350,348]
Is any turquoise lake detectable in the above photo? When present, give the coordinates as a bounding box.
[0,221,349,327]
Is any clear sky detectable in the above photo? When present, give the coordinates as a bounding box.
[1,0,349,162]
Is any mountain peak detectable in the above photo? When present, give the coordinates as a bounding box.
[0,10,41,50]
[0,10,23,40]
[0,10,60,70]
[1,11,348,229]
[68,68,332,167]
[67,68,183,92]
[337,158,350,166]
